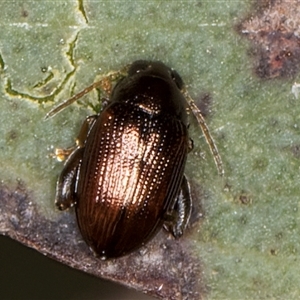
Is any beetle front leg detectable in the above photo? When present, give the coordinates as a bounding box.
[164,175,192,238]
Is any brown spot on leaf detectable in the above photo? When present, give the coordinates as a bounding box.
[291,144,300,158]
[238,191,252,205]
[238,0,300,79]
[21,9,29,18]
[6,130,18,143]
[194,93,213,118]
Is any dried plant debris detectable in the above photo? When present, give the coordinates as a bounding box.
[0,182,203,300]
[238,0,300,79]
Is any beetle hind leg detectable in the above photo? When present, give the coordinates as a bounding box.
[55,147,83,210]
[164,175,192,238]
[55,115,97,210]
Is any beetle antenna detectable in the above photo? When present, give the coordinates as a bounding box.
[45,66,130,119]
[182,88,224,176]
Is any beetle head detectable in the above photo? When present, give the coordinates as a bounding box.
[128,60,184,90]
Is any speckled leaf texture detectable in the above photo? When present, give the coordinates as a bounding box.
[1,1,300,299]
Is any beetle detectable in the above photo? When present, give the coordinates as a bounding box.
[48,60,223,259]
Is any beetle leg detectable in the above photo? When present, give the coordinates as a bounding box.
[55,115,97,210]
[54,115,97,162]
[188,138,194,153]
[54,147,76,162]
[164,175,192,238]
[55,147,83,210]
[76,115,97,147]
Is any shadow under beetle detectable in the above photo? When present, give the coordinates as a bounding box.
[47,60,223,260]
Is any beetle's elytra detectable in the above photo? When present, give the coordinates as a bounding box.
[49,60,223,259]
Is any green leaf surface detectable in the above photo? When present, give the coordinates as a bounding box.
[1,1,300,299]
